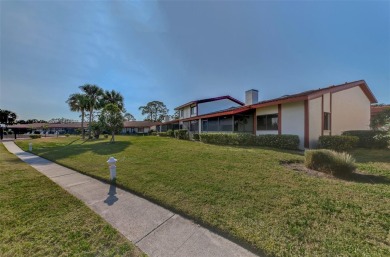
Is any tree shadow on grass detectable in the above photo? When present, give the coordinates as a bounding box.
[36,140,132,159]
[349,149,390,164]
[335,172,390,185]
[281,161,390,185]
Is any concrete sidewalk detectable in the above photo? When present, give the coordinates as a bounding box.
[3,141,258,257]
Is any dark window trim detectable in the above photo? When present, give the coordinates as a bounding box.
[256,114,279,131]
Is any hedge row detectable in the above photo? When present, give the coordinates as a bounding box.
[318,135,359,152]
[305,149,356,176]
[342,130,389,149]
[199,133,300,150]
[174,129,189,140]
[29,135,42,139]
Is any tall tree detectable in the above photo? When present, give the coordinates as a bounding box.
[66,93,89,139]
[99,104,124,142]
[138,101,168,122]
[124,113,136,121]
[102,90,125,112]
[0,109,17,125]
[79,84,103,139]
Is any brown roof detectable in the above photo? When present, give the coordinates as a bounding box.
[251,80,377,109]
[8,122,88,129]
[181,80,377,121]
[371,105,390,117]
[174,95,245,110]
[123,121,160,128]
[8,121,160,129]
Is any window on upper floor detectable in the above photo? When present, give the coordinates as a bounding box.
[257,114,278,130]
[190,106,196,115]
[324,112,331,130]
[180,110,184,118]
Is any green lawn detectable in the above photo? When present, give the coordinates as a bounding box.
[16,136,390,256]
[0,143,144,257]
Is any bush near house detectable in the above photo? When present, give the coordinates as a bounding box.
[305,149,356,176]
[166,129,174,137]
[342,130,389,149]
[29,135,42,139]
[193,133,200,141]
[158,132,168,137]
[318,135,358,151]
[256,134,300,150]
[199,133,300,150]
[150,132,157,136]
[174,129,189,140]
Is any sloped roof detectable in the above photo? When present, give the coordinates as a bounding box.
[251,80,377,108]
[371,105,390,117]
[174,96,244,110]
[8,123,88,129]
[123,121,160,128]
[8,121,160,129]
[180,80,377,121]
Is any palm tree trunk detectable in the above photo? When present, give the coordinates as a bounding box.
[89,107,93,139]
[81,110,85,139]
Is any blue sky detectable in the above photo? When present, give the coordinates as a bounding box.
[1,0,389,121]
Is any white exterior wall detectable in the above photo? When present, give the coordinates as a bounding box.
[198,99,241,115]
[281,102,305,149]
[309,97,322,148]
[178,106,192,119]
[255,105,278,135]
[332,86,371,135]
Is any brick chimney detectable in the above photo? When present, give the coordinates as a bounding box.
[245,89,258,105]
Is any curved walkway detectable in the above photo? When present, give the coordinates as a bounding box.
[3,141,259,257]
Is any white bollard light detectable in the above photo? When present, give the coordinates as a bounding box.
[29,143,32,151]
[107,157,117,181]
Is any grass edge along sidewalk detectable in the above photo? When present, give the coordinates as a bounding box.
[15,136,390,257]
[0,143,144,257]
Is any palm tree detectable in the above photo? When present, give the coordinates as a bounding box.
[102,90,125,112]
[66,93,89,139]
[79,84,103,139]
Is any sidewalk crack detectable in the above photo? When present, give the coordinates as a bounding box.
[135,213,176,244]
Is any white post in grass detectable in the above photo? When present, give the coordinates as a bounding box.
[107,157,117,181]
[29,143,32,152]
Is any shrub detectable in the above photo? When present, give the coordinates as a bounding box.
[65,134,70,137]
[104,134,109,139]
[342,130,389,149]
[305,149,356,176]
[256,134,300,150]
[199,133,300,150]
[174,129,189,140]
[158,132,168,137]
[318,135,358,151]
[29,135,42,139]
[193,133,200,141]
[166,129,174,137]
[151,132,157,136]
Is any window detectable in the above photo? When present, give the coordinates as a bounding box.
[324,112,331,130]
[180,110,184,118]
[257,114,278,130]
[202,120,208,131]
[190,106,196,115]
